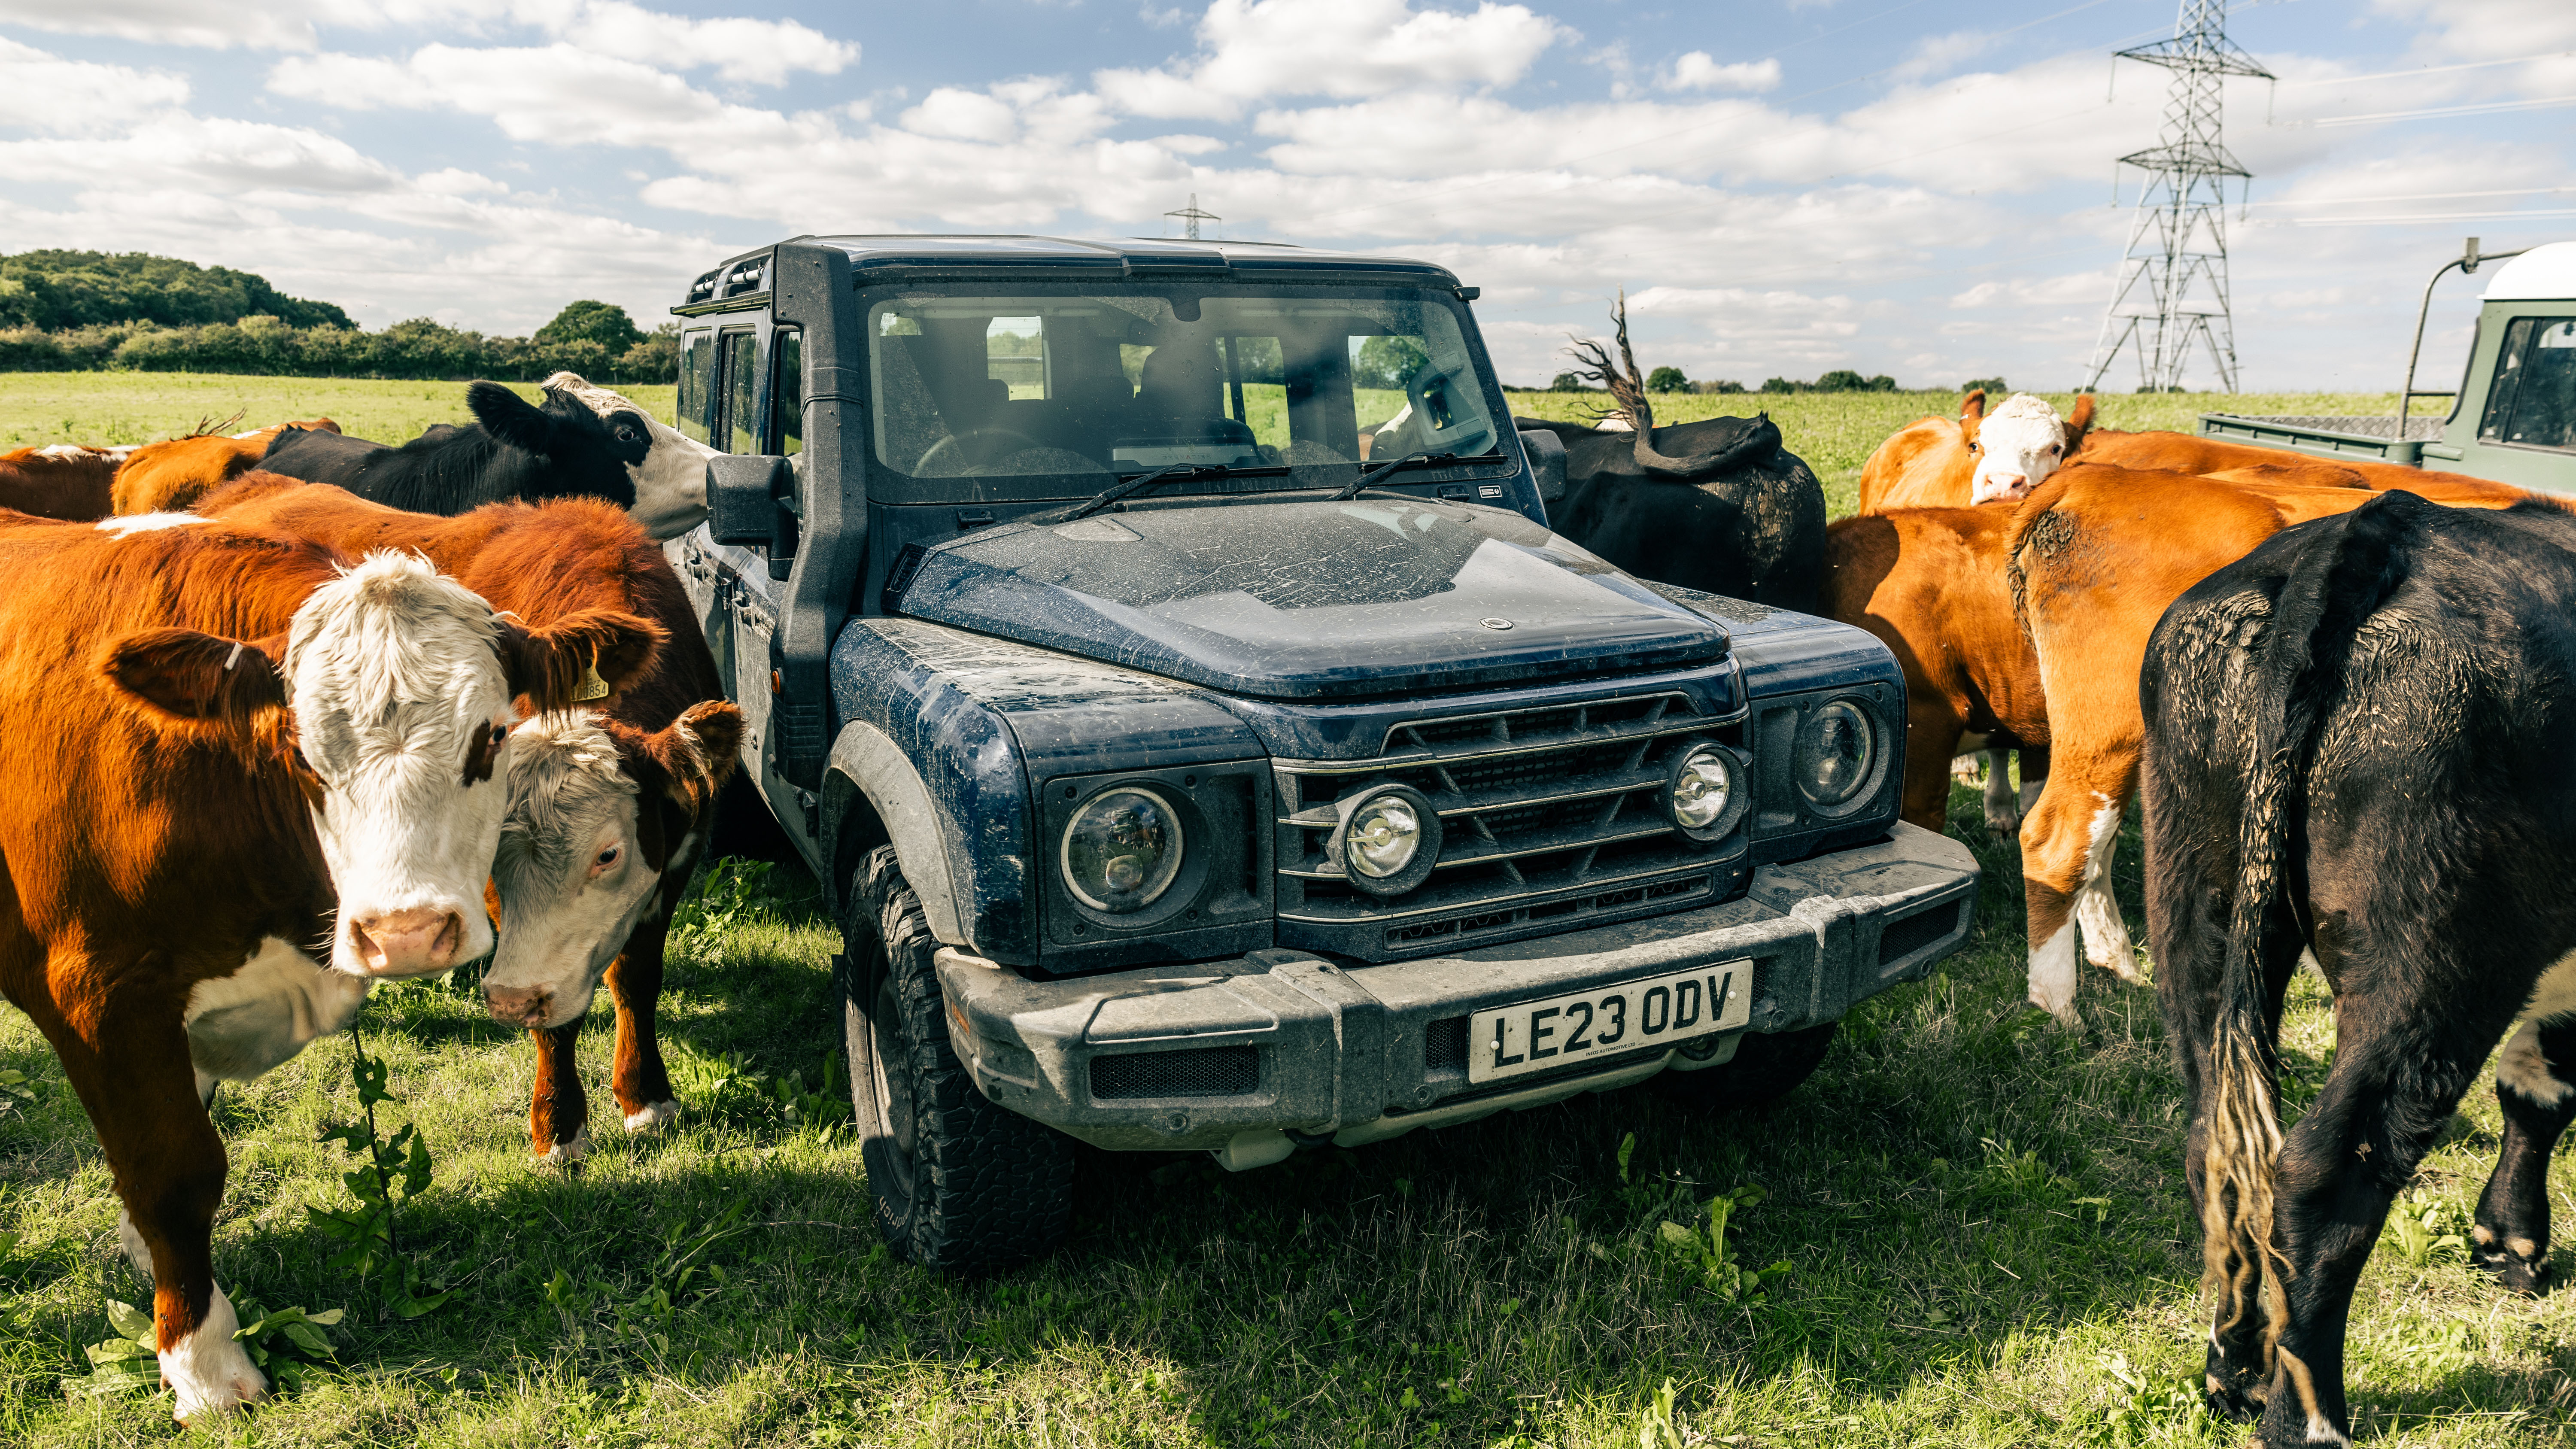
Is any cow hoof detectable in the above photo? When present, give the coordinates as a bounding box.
[164,1288,267,1422]
[1951,757,1985,785]
[2202,1382,2260,1424]
[2025,991,2077,1027]
[623,1100,682,1134]
[1983,807,2020,835]
[2473,1245,2552,1296]
[2094,949,2147,984]
[536,1129,592,1167]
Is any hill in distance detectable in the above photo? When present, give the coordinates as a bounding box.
[0,249,354,332]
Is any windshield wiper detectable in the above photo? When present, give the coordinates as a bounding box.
[1045,462,1221,524]
[1327,451,1465,501]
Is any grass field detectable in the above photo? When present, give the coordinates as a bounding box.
[0,376,2567,1447]
[0,375,677,453]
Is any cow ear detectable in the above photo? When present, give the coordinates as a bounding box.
[467,381,554,455]
[645,701,743,812]
[103,628,289,733]
[1959,389,1987,439]
[2064,393,2096,454]
[498,608,666,713]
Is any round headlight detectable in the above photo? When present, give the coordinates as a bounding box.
[1347,794,1424,878]
[1335,784,1443,896]
[1668,743,1746,838]
[1794,699,1877,809]
[1060,786,1185,913]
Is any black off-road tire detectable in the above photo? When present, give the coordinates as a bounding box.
[843,845,1074,1272]
[1649,1022,1840,1112]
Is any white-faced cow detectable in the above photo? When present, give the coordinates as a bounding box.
[185,475,739,1164]
[2142,489,2576,1446]
[0,521,654,1422]
[258,376,711,541]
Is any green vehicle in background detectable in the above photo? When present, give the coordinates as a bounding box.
[2199,238,2576,492]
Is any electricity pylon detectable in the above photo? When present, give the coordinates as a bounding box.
[2082,0,2271,393]
[1165,193,1220,241]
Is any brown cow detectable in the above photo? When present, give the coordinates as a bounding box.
[188,475,741,1163]
[1823,507,2050,836]
[2005,467,2544,1020]
[113,419,341,517]
[0,516,654,1419]
[0,445,123,520]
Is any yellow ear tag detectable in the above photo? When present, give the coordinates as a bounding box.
[575,661,610,702]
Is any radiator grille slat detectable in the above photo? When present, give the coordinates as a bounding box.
[1089,1046,1261,1100]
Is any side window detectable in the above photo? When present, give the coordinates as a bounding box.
[2479,317,2576,453]
[988,316,1045,400]
[716,330,760,454]
[773,328,803,457]
[678,330,715,443]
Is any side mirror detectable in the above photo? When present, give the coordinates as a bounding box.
[1518,427,1567,504]
[707,454,793,549]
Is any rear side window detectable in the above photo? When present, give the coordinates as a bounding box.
[716,331,760,453]
[678,330,715,443]
[773,328,803,456]
[2478,317,2576,453]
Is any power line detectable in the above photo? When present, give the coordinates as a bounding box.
[2290,208,2576,226]
[2303,94,2576,127]
[2242,185,2576,207]
[2272,52,2573,88]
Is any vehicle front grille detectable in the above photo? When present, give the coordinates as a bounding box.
[1274,693,1747,961]
[1089,1046,1261,1100]
[1878,900,1966,965]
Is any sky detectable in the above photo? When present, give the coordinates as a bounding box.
[0,0,2570,393]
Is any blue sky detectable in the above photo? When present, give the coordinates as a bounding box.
[1,0,2570,392]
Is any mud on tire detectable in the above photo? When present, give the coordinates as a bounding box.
[842,845,1073,1272]
[1649,1021,1839,1112]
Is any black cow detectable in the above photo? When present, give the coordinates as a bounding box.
[1518,413,1826,614]
[2142,489,2576,1447]
[261,381,650,519]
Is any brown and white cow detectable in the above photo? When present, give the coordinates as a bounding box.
[186,476,739,1163]
[0,518,654,1419]
[113,419,341,517]
[1857,389,2097,513]
[0,444,124,521]
[2004,465,2537,1020]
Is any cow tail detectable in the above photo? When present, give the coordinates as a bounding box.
[2200,491,2421,1364]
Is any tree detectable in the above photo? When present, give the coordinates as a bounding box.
[534,300,644,354]
[1549,371,1588,392]
[1961,375,2008,394]
[1352,334,1430,391]
[1695,379,1747,394]
[1646,365,1689,393]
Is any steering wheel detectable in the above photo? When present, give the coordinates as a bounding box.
[915,427,1044,476]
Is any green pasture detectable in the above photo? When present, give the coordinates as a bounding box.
[0,377,2567,1446]
[0,375,677,453]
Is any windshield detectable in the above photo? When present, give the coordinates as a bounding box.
[866,287,1501,501]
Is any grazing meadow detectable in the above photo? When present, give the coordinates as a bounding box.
[0,376,2567,1447]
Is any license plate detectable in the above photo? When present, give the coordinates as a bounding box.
[1469,960,1754,1084]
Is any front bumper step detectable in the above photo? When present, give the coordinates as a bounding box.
[933,820,1978,1153]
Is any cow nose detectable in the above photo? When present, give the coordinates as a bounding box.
[485,983,556,1030]
[348,908,463,975]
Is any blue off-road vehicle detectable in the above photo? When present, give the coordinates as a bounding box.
[667,236,1979,1270]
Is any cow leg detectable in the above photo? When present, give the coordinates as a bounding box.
[1981,749,2018,833]
[528,1018,592,1165]
[2073,803,2143,983]
[607,916,681,1133]
[30,978,264,1420]
[2148,802,2306,1418]
[2252,1005,2496,1448]
[2016,744,2048,820]
[2020,759,2138,1022]
[2472,1002,2576,1294]
[1904,701,1969,833]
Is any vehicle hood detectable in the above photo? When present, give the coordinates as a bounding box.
[890,498,1731,699]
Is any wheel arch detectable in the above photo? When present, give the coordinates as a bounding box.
[824,720,968,946]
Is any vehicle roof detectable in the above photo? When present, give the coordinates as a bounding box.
[2481,240,2576,302]
[678,235,1463,310]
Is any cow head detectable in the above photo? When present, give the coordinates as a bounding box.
[103,552,664,978]
[1962,392,2094,505]
[481,702,742,1031]
[543,372,717,541]
[468,381,647,516]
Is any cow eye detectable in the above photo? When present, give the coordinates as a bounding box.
[2047,443,2061,455]
[490,724,509,747]
[1967,441,1981,453]
[595,846,620,869]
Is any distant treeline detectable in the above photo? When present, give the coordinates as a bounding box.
[0,316,679,384]
[0,250,678,383]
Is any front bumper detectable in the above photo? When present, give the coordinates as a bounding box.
[933,821,1978,1157]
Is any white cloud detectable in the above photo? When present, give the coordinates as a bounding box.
[1665,52,1778,93]
[1095,0,1571,120]
[0,37,190,134]
[0,0,336,49]
[549,1,857,85]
